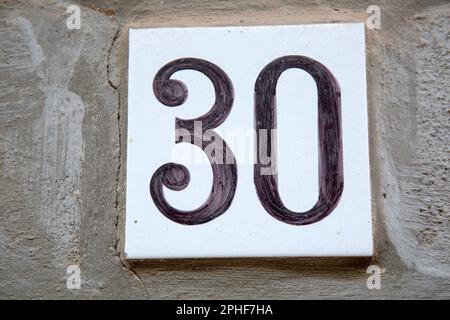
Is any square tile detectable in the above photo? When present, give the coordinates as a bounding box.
[125,23,372,259]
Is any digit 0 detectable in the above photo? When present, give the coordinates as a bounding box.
[254,55,344,225]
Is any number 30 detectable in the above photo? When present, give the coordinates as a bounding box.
[150,55,343,226]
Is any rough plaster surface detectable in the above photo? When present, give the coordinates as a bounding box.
[379,6,450,279]
[0,0,449,299]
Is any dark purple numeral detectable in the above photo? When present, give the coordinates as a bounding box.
[150,58,237,225]
[254,55,343,225]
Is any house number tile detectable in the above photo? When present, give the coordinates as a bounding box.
[125,24,372,259]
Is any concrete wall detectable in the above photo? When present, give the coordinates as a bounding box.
[0,0,448,299]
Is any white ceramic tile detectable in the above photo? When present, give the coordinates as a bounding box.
[125,24,372,259]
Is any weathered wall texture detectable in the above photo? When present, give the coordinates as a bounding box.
[0,0,448,299]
